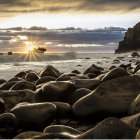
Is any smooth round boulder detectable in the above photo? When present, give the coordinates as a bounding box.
[51,102,72,118]
[0,113,17,138]
[36,81,76,102]
[11,102,56,130]
[14,131,44,139]
[35,76,56,86]
[25,72,40,82]
[77,117,138,139]
[0,90,35,111]
[44,125,81,137]
[14,71,26,79]
[73,75,140,118]
[68,88,91,105]
[10,81,36,91]
[101,67,130,82]
[73,79,100,90]
[129,94,140,115]
[0,81,17,90]
[39,65,60,78]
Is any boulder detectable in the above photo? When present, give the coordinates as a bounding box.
[14,71,26,78]
[25,72,40,82]
[8,77,22,82]
[77,117,138,139]
[51,102,72,118]
[136,130,140,139]
[129,94,140,115]
[0,90,35,111]
[14,131,44,139]
[0,113,17,138]
[71,70,81,74]
[36,81,76,102]
[44,125,81,137]
[0,98,5,114]
[101,67,130,82]
[10,81,36,91]
[121,113,140,128]
[73,79,100,90]
[73,75,140,118]
[0,81,17,90]
[11,102,56,130]
[35,76,56,86]
[131,52,140,57]
[39,65,60,78]
[68,88,91,105]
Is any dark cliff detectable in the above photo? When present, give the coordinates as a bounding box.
[115,22,140,53]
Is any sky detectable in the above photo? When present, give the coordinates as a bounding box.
[0,0,139,53]
[0,0,140,29]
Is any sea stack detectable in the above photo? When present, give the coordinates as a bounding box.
[115,22,140,53]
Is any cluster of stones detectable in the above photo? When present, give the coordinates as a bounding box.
[1,55,140,138]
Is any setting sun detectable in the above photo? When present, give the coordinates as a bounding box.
[27,46,34,52]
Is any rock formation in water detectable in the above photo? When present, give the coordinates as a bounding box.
[115,22,140,53]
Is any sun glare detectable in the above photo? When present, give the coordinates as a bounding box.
[27,46,34,52]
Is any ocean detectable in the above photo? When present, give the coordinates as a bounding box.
[0,52,137,80]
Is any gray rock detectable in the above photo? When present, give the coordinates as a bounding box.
[39,65,60,78]
[10,81,36,91]
[11,102,56,130]
[73,75,140,118]
[77,117,138,139]
[36,81,76,102]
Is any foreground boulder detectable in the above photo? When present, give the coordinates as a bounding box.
[77,117,138,139]
[73,75,140,118]
[0,90,35,111]
[44,125,81,138]
[121,113,140,128]
[36,81,76,102]
[0,113,17,138]
[10,81,36,91]
[39,65,61,78]
[11,102,56,130]
[14,71,26,79]
[101,67,130,82]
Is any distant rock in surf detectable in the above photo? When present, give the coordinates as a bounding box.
[115,22,140,53]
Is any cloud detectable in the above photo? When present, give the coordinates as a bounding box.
[0,0,140,17]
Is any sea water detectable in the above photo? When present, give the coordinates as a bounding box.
[0,52,138,80]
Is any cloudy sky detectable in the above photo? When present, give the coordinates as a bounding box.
[0,0,140,29]
[0,0,139,53]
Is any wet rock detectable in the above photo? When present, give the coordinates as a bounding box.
[121,113,140,128]
[35,76,56,86]
[10,81,36,91]
[68,88,91,105]
[87,73,96,79]
[73,75,140,119]
[36,81,76,102]
[44,125,81,137]
[14,131,44,139]
[119,63,131,69]
[0,81,17,90]
[25,72,40,82]
[39,65,61,78]
[131,52,140,57]
[8,77,22,82]
[57,73,77,81]
[11,102,56,130]
[0,113,17,138]
[0,79,6,85]
[78,117,138,139]
[0,98,5,114]
[71,70,81,74]
[14,71,26,79]
[51,102,72,118]
[112,59,120,64]
[73,79,100,90]
[0,90,35,111]
[101,67,130,82]
[136,130,140,139]
[129,94,140,115]
[108,65,117,70]
[134,64,140,73]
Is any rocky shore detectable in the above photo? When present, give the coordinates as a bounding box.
[1,54,140,139]
[115,22,140,53]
